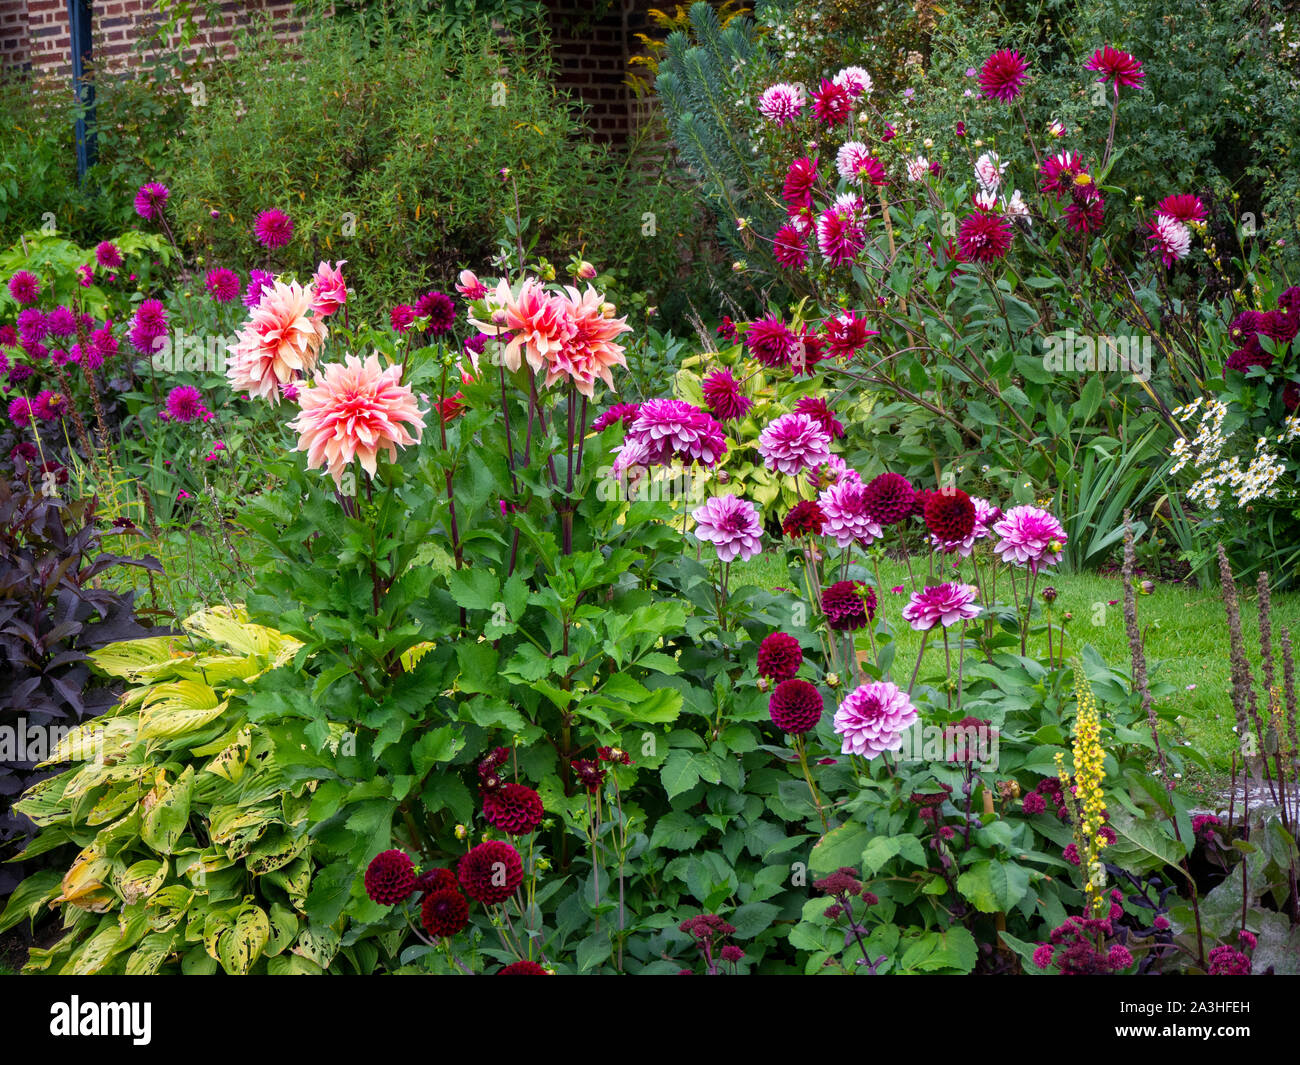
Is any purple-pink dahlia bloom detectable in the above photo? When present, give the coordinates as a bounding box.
[164,385,205,424]
[815,205,865,267]
[818,472,883,547]
[746,316,800,369]
[95,241,123,269]
[134,182,170,220]
[206,267,241,302]
[992,505,1067,572]
[758,412,833,476]
[701,368,752,423]
[833,680,918,757]
[253,209,294,249]
[243,269,275,308]
[626,399,727,467]
[8,270,40,306]
[592,402,640,432]
[794,396,844,440]
[692,493,763,562]
[900,583,981,630]
[979,49,1028,102]
[1085,46,1144,91]
[758,82,805,126]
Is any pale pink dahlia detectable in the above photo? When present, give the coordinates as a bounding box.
[312,260,348,316]
[758,412,833,476]
[1147,214,1191,267]
[455,269,489,301]
[833,681,918,758]
[992,505,1067,572]
[626,399,727,467]
[818,473,883,547]
[901,583,981,631]
[832,66,872,98]
[758,82,805,126]
[692,494,763,563]
[226,280,329,403]
[289,353,425,486]
[543,285,630,397]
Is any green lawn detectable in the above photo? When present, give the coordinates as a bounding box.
[735,548,1293,787]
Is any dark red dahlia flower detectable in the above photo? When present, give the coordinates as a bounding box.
[783,500,826,538]
[420,888,469,937]
[364,849,416,905]
[1225,346,1273,376]
[1085,46,1144,91]
[499,960,549,974]
[415,867,459,895]
[1283,381,1300,412]
[482,781,544,835]
[782,156,820,208]
[822,580,875,631]
[572,758,607,793]
[757,632,803,681]
[769,679,823,734]
[924,489,976,542]
[458,840,524,904]
[980,49,1028,102]
[773,224,810,269]
[862,472,914,525]
[415,289,457,334]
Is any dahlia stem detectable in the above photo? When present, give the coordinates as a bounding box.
[795,735,828,833]
[942,628,952,712]
[908,630,931,697]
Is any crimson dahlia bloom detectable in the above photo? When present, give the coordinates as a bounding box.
[794,396,845,439]
[165,385,205,424]
[701,369,752,422]
[254,208,295,249]
[812,79,851,125]
[957,212,1014,263]
[862,472,914,525]
[823,310,878,359]
[95,241,123,269]
[757,632,803,681]
[924,489,976,542]
[783,500,826,538]
[365,849,416,905]
[420,889,469,937]
[746,316,800,368]
[1155,193,1206,223]
[782,156,820,208]
[482,782,544,835]
[772,224,810,269]
[979,49,1028,102]
[415,868,459,895]
[769,679,824,735]
[499,960,549,974]
[815,205,865,267]
[821,580,875,631]
[458,840,524,904]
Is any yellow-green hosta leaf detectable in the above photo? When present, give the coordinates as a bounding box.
[139,682,227,739]
[90,636,194,682]
[141,766,194,854]
[55,845,114,912]
[208,804,274,855]
[218,904,270,975]
[114,859,169,906]
[203,729,252,782]
[42,717,137,767]
[183,604,301,664]
[61,918,124,975]
[125,932,177,975]
[14,768,76,826]
[245,830,308,876]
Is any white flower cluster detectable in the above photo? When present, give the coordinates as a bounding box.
[1171,397,1288,510]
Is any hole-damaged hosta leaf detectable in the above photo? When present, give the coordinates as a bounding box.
[141,766,195,855]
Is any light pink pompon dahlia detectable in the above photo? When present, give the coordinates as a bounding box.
[992,504,1067,572]
[833,680,918,758]
[900,582,981,631]
[758,412,833,476]
[289,353,425,487]
[692,493,763,563]
[227,279,328,402]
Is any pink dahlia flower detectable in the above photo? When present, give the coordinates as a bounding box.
[1038,151,1086,199]
[7,270,40,305]
[818,473,883,547]
[992,504,1067,572]
[474,278,574,375]
[455,269,489,301]
[626,399,727,467]
[758,412,833,476]
[205,267,240,303]
[816,206,865,267]
[835,142,886,185]
[823,310,878,359]
[811,79,851,125]
[312,260,348,316]
[758,82,805,125]
[980,49,1028,102]
[832,66,872,98]
[254,209,294,249]
[543,285,630,398]
[95,241,123,269]
[901,582,981,630]
[226,279,328,403]
[772,224,810,269]
[957,212,1014,263]
[1155,194,1206,224]
[833,681,918,757]
[692,494,763,563]
[746,316,800,369]
[782,156,820,209]
[289,353,425,486]
[1147,214,1191,267]
[701,368,752,422]
[1085,46,1144,92]
[164,385,206,424]
[134,182,169,220]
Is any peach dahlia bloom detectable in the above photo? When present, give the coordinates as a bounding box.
[289,353,424,486]
[227,279,328,402]
[543,285,630,397]
[473,278,575,374]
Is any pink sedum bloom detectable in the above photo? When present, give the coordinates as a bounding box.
[901,583,981,630]
[692,493,763,563]
[758,412,833,476]
[992,505,1067,572]
[834,681,918,757]
[311,260,348,316]
[289,353,425,487]
[226,280,328,403]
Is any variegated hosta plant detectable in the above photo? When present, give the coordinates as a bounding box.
[0,606,372,975]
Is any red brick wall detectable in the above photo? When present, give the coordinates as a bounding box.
[0,0,310,79]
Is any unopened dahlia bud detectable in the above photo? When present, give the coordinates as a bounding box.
[825,672,840,689]
[1041,586,1057,603]
[455,824,468,840]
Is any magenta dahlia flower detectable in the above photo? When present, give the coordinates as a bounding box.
[7,270,40,305]
[1147,214,1191,267]
[782,156,820,208]
[16,308,47,345]
[627,399,727,467]
[794,396,844,440]
[772,224,810,269]
[389,304,417,332]
[44,306,76,338]
[205,267,240,303]
[692,494,763,563]
[815,205,865,267]
[592,402,641,431]
[758,82,805,125]
[819,473,882,547]
[253,209,294,249]
[901,582,981,630]
[823,310,878,359]
[482,781,544,835]
[835,142,886,185]
[833,680,918,757]
[992,504,1067,572]
[164,385,206,424]
[94,241,123,269]
[769,678,824,735]
[1085,46,1144,92]
[243,269,275,309]
[129,299,169,353]
[1155,193,1206,224]
[134,182,170,220]
[8,397,34,428]
[757,632,803,681]
[701,369,752,422]
[957,212,1014,263]
[1038,151,1086,199]
[980,49,1028,102]
[1065,195,1106,235]
[811,79,851,125]
[746,316,800,369]
[415,289,456,334]
[758,412,833,476]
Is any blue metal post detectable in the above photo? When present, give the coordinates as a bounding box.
[67,0,97,183]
